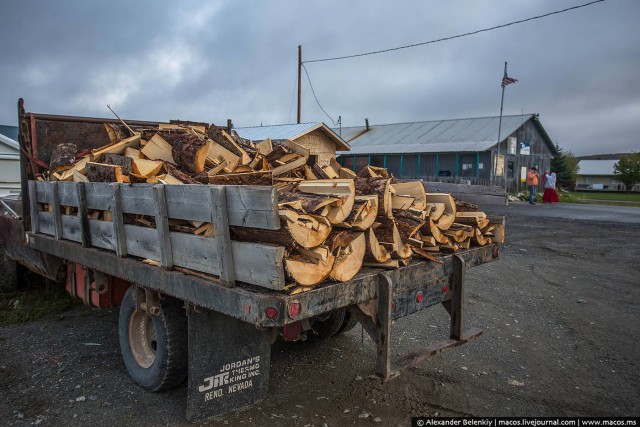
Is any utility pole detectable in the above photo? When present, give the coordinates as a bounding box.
[495,61,507,187]
[297,45,302,124]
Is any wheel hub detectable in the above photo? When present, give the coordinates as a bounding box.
[128,309,157,368]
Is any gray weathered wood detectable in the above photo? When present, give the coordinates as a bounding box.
[58,182,79,207]
[164,184,280,229]
[34,181,52,204]
[210,186,235,287]
[36,211,54,235]
[170,233,285,289]
[84,182,114,210]
[88,219,115,250]
[120,185,155,216]
[28,181,39,233]
[75,182,91,247]
[50,181,63,240]
[61,215,82,242]
[111,184,127,257]
[153,185,173,269]
[124,225,161,261]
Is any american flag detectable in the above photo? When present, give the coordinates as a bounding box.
[501,75,518,87]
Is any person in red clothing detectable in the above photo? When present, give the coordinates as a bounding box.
[526,166,539,205]
[542,170,559,203]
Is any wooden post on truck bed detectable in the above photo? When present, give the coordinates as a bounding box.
[210,186,235,287]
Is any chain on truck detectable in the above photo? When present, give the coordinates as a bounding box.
[0,99,502,422]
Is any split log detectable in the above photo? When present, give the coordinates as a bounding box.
[124,147,143,159]
[455,200,479,212]
[426,193,456,230]
[104,123,127,144]
[279,192,340,214]
[207,125,250,164]
[49,143,78,174]
[472,228,489,246]
[233,215,332,249]
[312,164,330,179]
[132,158,164,178]
[357,165,389,178]
[164,163,202,185]
[412,247,445,264]
[103,153,133,175]
[171,134,210,173]
[355,177,393,218]
[85,162,127,183]
[393,210,426,240]
[92,135,141,161]
[325,231,366,282]
[426,202,445,221]
[255,138,273,155]
[208,171,272,186]
[142,133,176,164]
[208,142,240,172]
[338,195,377,230]
[364,226,391,263]
[284,252,335,286]
[391,181,427,210]
[374,220,412,259]
[297,179,355,224]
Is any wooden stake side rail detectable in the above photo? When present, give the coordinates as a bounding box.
[28,180,285,290]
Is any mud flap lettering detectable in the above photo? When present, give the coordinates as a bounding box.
[187,309,270,422]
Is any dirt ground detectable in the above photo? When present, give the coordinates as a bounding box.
[1,202,638,426]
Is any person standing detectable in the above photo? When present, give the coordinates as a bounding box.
[526,166,539,205]
[542,170,559,203]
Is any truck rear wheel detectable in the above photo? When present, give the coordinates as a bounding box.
[310,308,357,340]
[118,286,187,391]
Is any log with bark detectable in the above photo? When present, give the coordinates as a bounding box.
[325,230,366,282]
[85,162,128,183]
[49,143,78,174]
[170,134,210,174]
[355,177,393,218]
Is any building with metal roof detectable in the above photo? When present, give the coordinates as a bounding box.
[0,125,21,196]
[575,159,633,191]
[335,114,556,190]
[235,122,349,167]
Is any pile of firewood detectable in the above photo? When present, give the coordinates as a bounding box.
[45,121,504,291]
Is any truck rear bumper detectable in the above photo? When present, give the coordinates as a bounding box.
[28,232,499,327]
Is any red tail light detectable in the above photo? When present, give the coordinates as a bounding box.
[265,307,278,319]
[416,292,424,303]
[288,301,301,318]
[442,285,449,294]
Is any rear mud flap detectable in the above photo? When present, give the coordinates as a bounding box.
[186,308,271,422]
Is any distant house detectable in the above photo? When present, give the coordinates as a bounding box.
[0,126,21,196]
[576,159,634,191]
[335,114,556,191]
[235,122,349,167]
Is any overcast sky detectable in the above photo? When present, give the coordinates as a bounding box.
[0,0,638,155]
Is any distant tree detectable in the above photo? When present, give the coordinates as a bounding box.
[551,144,579,189]
[613,152,640,192]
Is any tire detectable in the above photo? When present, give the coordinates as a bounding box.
[118,286,188,391]
[0,252,17,293]
[310,308,348,340]
[336,310,359,335]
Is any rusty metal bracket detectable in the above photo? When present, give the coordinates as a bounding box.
[354,255,484,382]
[135,286,162,316]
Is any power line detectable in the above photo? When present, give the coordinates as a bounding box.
[303,0,606,64]
[301,63,338,125]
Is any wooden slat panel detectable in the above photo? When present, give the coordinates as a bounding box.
[75,183,91,247]
[111,183,127,257]
[28,181,39,233]
[120,185,156,216]
[50,182,63,240]
[58,182,79,207]
[88,220,115,250]
[124,225,161,261]
[61,215,82,243]
[170,233,286,289]
[153,185,173,269]
[34,181,52,203]
[210,186,235,287]
[84,182,114,210]
[37,211,54,235]
[164,185,280,229]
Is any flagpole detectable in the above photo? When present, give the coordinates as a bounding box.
[496,61,507,189]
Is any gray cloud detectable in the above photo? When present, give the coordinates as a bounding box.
[1,0,638,155]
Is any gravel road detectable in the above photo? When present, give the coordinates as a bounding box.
[1,202,638,426]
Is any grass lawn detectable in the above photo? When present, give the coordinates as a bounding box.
[572,191,640,202]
